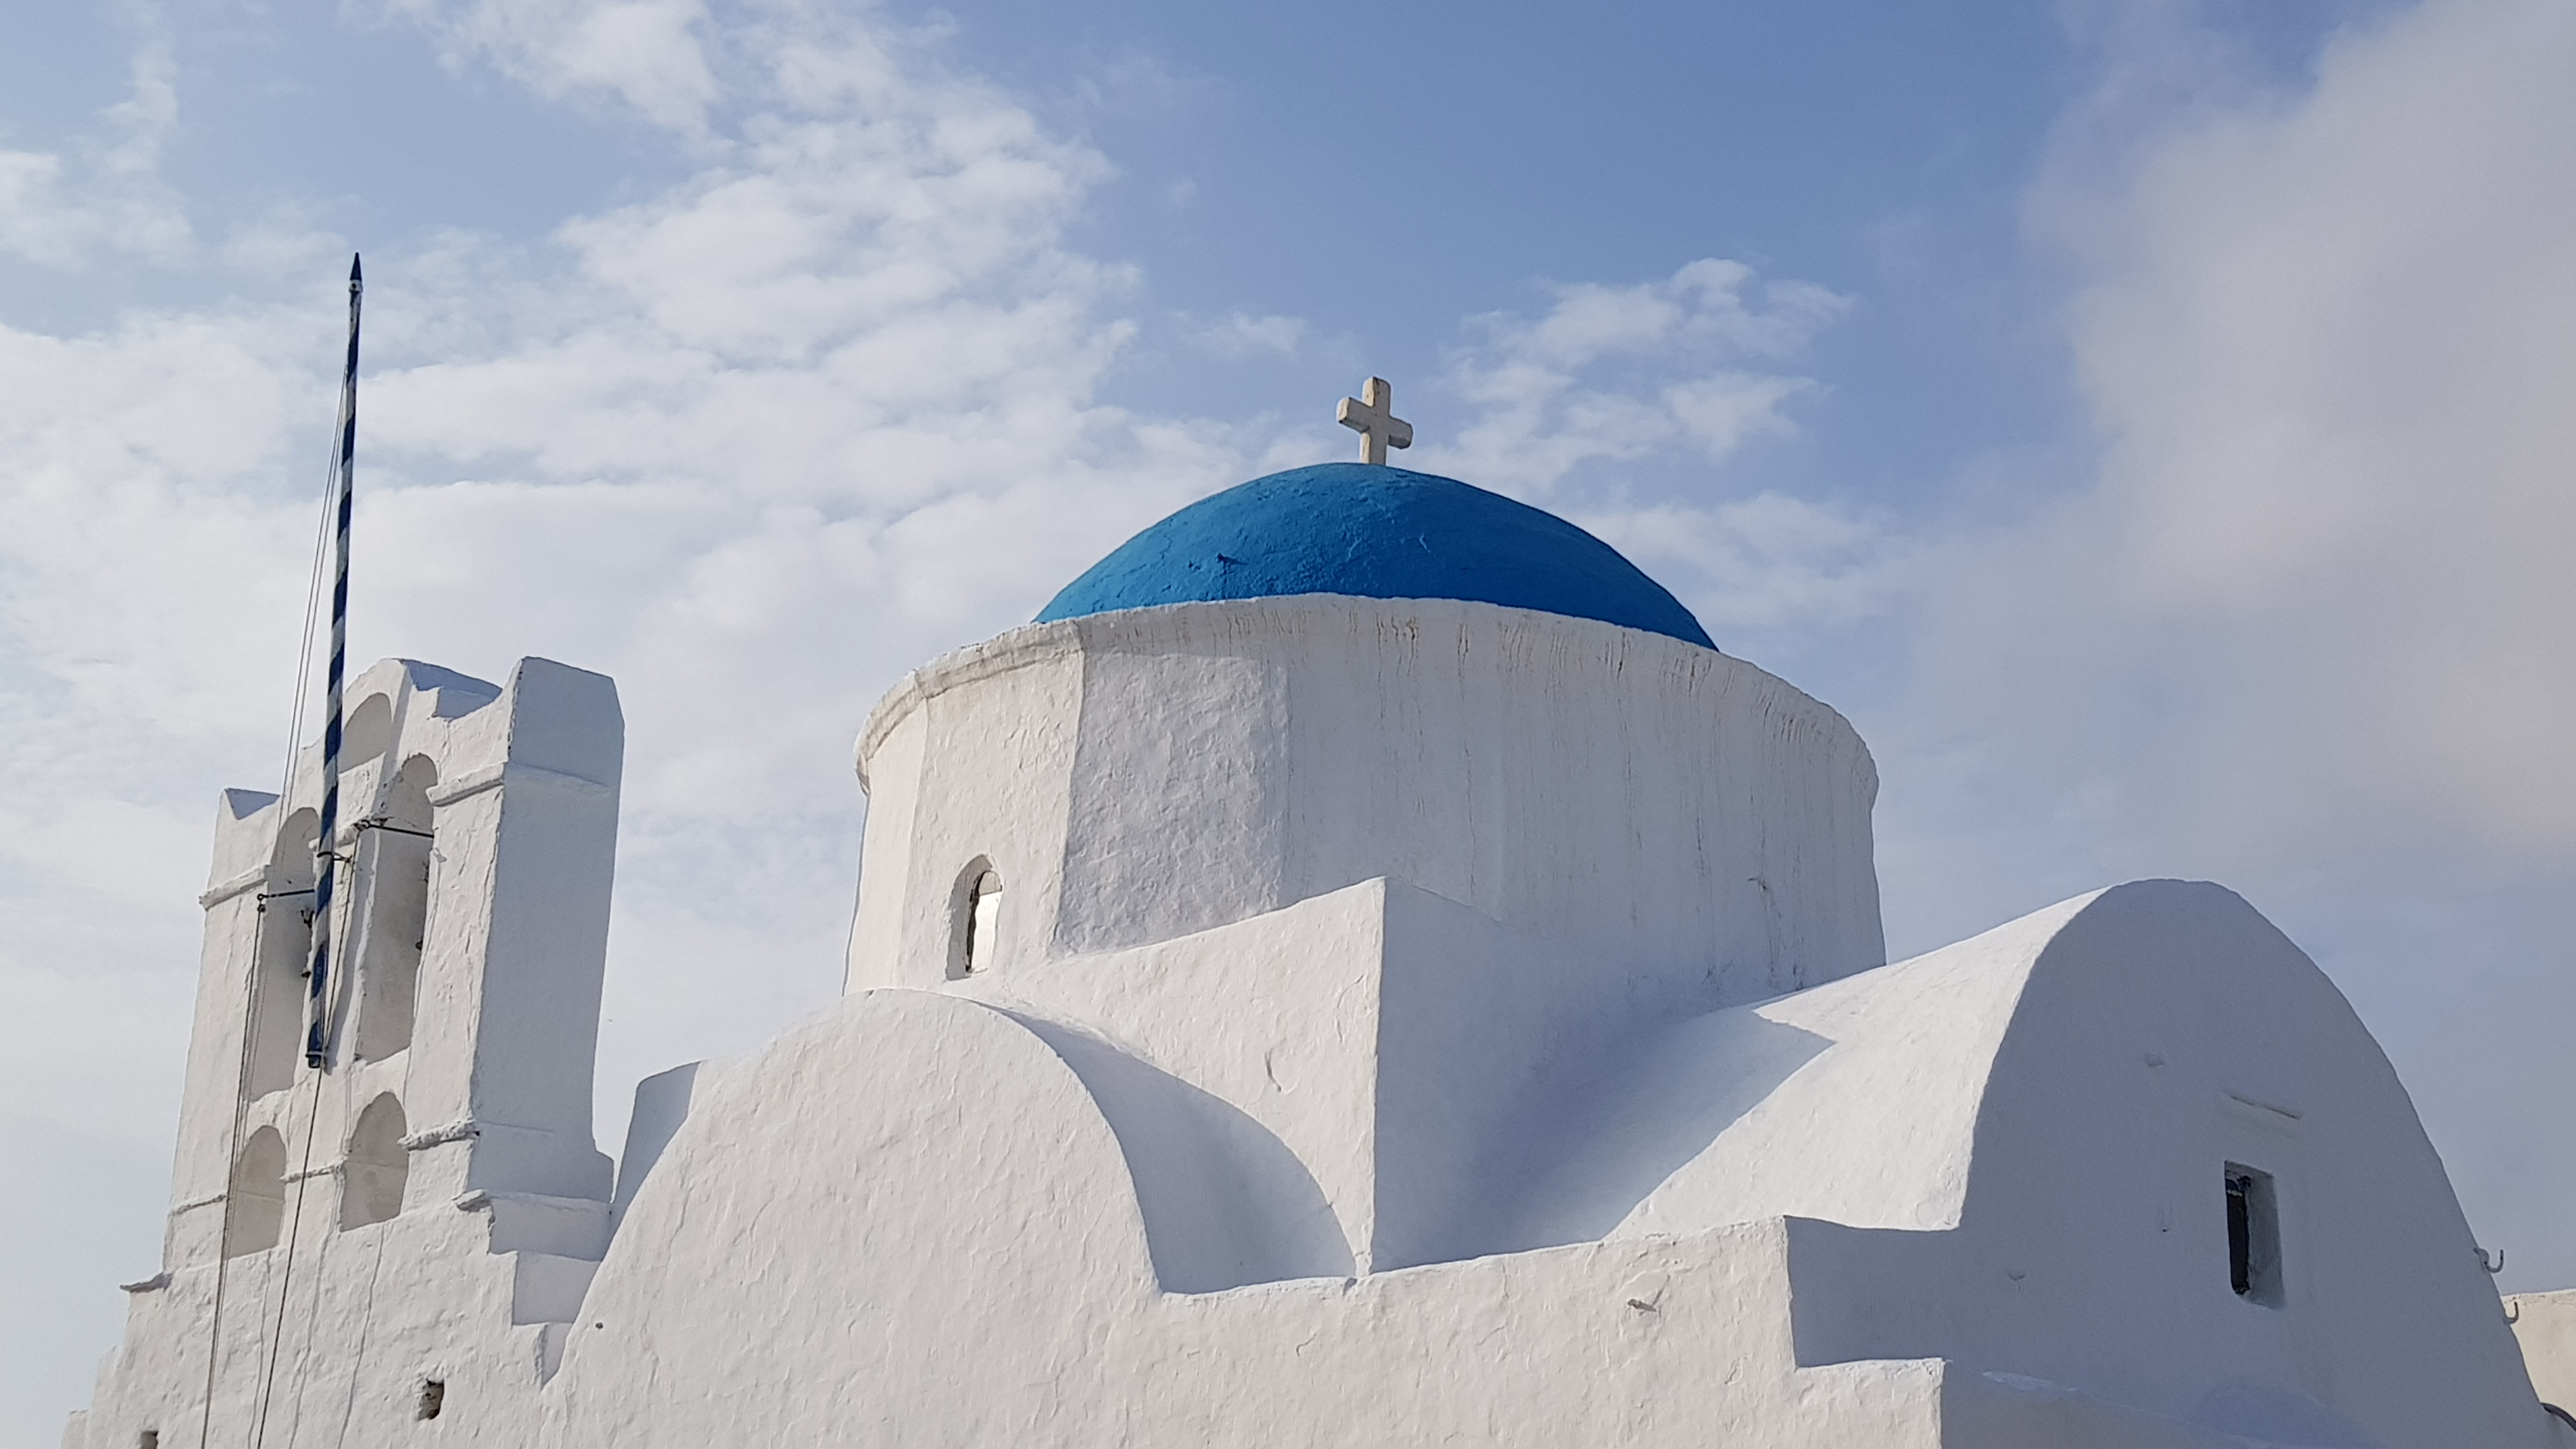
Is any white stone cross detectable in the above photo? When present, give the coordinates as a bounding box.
[1337,377,1414,466]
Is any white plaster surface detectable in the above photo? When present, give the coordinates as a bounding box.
[65,600,2568,1448]
[850,597,1886,1008]
[2508,1289,2576,1434]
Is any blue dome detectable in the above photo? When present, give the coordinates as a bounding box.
[1037,463,1715,649]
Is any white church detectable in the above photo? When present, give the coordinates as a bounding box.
[61,384,2576,1447]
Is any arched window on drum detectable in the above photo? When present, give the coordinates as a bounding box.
[949,859,1003,980]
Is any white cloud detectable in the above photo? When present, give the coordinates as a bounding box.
[1183,310,1306,359]
[0,41,192,267]
[1433,257,1852,491]
[1947,0,2576,862]
[1403,257,1890,653]
[1579,491,1914,637]
[393,0,723,131]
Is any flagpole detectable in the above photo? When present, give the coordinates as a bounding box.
[305,254,362,1070]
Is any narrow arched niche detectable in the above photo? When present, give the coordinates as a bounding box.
[246,810,319,1097]
[223,1127,286,1257]
[339,1093,408,1230]
[948,858,1003,980]
[355,756,437,1061]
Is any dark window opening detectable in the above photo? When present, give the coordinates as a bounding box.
[2225,1175,2249,1292]
[2225,1163,2282,1306]
[417,1378,446,1420]
[138,1432,160,1448]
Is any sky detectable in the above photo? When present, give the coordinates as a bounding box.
[5,0,2575,1438]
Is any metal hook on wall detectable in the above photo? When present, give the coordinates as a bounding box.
[2476,1246,2506,1275]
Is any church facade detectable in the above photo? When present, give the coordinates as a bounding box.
[64,450,2576,1447]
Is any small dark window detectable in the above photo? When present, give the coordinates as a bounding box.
[138,1432,160,1449]
[2225,1164,2282,1306]
[417,1379,446,1420]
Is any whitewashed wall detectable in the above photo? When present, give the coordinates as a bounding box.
[848,597,1885,1011]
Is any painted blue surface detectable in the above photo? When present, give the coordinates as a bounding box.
[1037,464,1715,648]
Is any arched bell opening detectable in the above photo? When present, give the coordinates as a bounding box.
[355,755,438,1061]
[246,809,319,1097]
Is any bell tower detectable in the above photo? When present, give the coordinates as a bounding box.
[160,655,623,1272]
